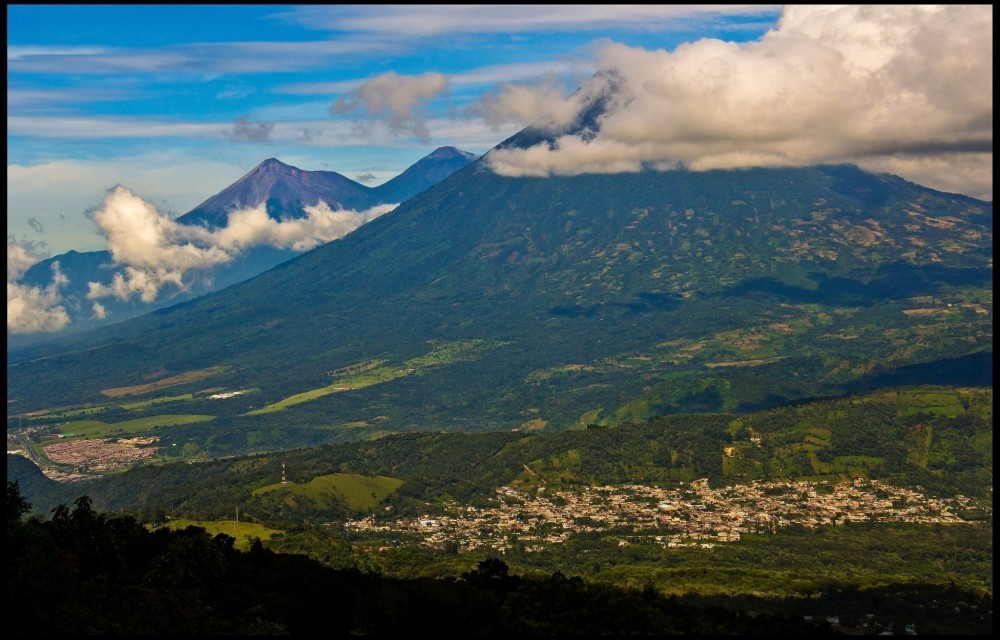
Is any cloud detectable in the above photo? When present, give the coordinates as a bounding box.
[7,156,250,255]
[7,115,224,139]
[7,240,43,282]
[486,5,993,201]
[7,40,394,76]
[466,73,586,132]
[331,71,449,142]
[26,218,44,234]
[228,116,275,142]
[278,60,590,96]
[6,87,133,110]
[195,201,397,253]
[7,241,70,334]
[84,185,232,303]
[81,185,397,305]
[355,172,377,183]
[275,5,781,37]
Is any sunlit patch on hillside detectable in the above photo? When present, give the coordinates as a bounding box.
[100,366,231,397]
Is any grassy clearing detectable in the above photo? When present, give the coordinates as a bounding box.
[119,394,195,410]
[246,340,504,416]
[101,366,230,398]
[898,390,966,418]
[50,414,214,439]
[807,451,835,475]
[253,473,404,512]
[159,519,283,551]
[23,392,202,424]
[245,368,410,415]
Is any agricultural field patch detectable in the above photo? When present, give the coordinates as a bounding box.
[119,394,196,410]
[833,456,884,475]
[898,389,966,418]
[100,366,230,398]
[245,340,505,415]
[807,451,835,475]
[49,414,215,440]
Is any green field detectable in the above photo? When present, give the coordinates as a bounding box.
[245,339,504,415]
[50,414,215,439]
[253,473,404,512]
[119,394,196,410]
[898,390,967,417]
[159,519,283,551]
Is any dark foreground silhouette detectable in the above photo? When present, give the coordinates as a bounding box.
[8,481,842,636]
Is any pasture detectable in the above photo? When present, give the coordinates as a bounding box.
[50,414,215,439]
[253,472,404,512]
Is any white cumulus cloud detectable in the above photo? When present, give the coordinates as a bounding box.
[83,185,396,304]
[7,241,70,334]
[487,5,993,201]
[466,73,586,133]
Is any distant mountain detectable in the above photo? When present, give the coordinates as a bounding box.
[370,146,477,204]
[8,146,991,453]
[180,147,478,229]
[178,158,373,229]
[10,147,478,346]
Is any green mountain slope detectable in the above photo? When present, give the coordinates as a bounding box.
[7,159,992,455]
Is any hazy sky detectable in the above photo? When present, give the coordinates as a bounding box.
[6,5,993,334]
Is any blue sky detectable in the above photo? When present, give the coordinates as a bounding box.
[6,5,993,336]
[8,4,784,255]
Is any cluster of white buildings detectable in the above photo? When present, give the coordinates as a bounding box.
[343,478,986,553]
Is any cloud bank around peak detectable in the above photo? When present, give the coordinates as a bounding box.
[485,5,993,201]
[7,186,396,333]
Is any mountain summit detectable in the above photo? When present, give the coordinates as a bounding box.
[181,148,480,230]
[373,147,478,203]
[178,159,375,229]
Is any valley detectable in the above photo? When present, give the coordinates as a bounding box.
[7,5,992,636]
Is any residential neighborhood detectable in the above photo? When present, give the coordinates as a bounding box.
[343,478,986,553]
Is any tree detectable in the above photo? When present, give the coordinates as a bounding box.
[462,557,519,591]
[7,481,32,533]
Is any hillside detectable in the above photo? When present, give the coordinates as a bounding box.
[7,157,992,459]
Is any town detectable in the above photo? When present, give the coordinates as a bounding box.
[343,478,986,553]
